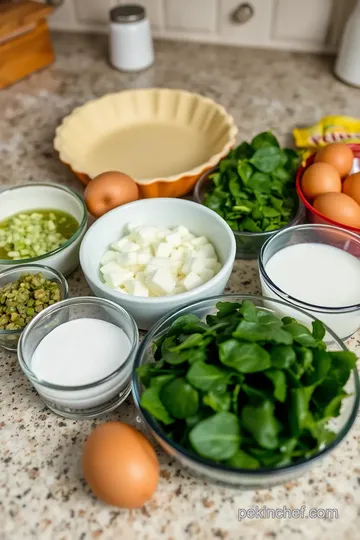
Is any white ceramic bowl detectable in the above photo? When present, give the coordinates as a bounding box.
[80,198,236,329]
[0,184,88,277]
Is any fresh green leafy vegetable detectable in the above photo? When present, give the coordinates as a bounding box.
[189,412,241,460]
[187,361,227,391]
[203,131,300,235]
[160,378,199,419]
[138,301,356,470]
[241,401,280,449]
[219,339,271,373]
[226,449,260,469]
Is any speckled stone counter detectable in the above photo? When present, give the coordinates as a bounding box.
[1,33,360,540]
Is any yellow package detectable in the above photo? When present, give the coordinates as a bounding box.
[293,115,360,161]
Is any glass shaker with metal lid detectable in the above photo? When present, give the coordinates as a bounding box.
[109,4,154,72]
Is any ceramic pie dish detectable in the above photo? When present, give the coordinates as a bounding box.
[54,88,237,198]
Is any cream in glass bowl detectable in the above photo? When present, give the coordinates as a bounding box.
[259,224,360,340]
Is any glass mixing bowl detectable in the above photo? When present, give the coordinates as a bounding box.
[194,168,305,260]
[132,294,359,489]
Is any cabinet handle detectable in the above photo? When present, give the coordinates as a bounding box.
[230,3,255,24]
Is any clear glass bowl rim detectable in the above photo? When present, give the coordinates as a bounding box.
[0,263,69,336]
[132,293,360,477]
[0,183,88,265]
[259,223,360,313]
[18,296,139,391]
[193,166,305,238]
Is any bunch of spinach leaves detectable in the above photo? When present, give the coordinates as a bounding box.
[203,131,300,234]
[138,300,356,469]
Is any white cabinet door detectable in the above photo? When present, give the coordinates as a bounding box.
[273,0,334,45]
[219,0,274,46]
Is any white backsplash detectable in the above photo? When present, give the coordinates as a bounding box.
[48,0,356,53]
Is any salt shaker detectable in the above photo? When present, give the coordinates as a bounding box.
[335,0,360,87]
[109,4,154,72]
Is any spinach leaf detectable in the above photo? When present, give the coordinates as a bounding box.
[234,141,253,160]
[241,217,263,233]
[237,161,253,185]
[241,401,280,449]
[168,314,201,335]
[247,172,272,193]
[250,147,284,173]
[308,419,336,447]
[160,378,199,419]
[239,299,259,322]
[289,386,315,434]
[311,377,341,409]
[162,350,191,365]
[282,322,318,347]
[301,349,330,386]
[150,374,175,390]
[270,345,296,368]
[226,449,260,469]
[257,310,282,326]
[329,351,357,385]
[242,383,272,405]
[187,361,227,391]
[216,301,243,317]
[295,346,313,373]
[161,336,177,355]
[283,148,301,174]
[170,333,206,351]
[323,393,349,417]
[234,320,293,344]
[251,131,280,150]
[137,363,152,386]
[229,175,243,197]
[141,387,174,425]
[189,412,240,460]
[203,390,231,413]
[312,320,326,341]
[272,167,292,183]
[264,369,287,402]
[219,339,271,373]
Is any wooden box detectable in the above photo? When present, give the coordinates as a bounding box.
[0,1,55,89]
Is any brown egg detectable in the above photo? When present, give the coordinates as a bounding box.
[313,192,360,228]
[343,172,360,205]
[84,171,139,218]
[301,162,341,200]
[315,143,354,177]
[83,422,159,508]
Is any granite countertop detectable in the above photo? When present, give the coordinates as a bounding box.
[1,33,360,540]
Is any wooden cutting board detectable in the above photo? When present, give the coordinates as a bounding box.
[0,1,55,89]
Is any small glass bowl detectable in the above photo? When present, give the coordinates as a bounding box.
[0,183,88,277]
[194,167,305,260]
[0,264,68,352]
[132,294,359,489]
[259,224,360,341]
[17,296,139,419]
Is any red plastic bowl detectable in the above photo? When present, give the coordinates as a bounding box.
[296,143,360,233]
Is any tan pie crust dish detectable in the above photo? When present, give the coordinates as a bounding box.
[54,88,237,198]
